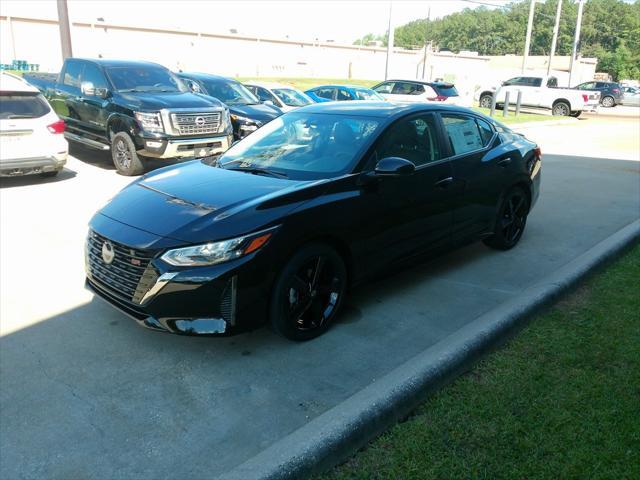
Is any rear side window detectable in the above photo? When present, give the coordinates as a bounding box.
[0,93,50,119]
[442,114,486,155]
[432,84,459,97]
[546,77,558,87]
[315,88,335,100]
[63,61,83,88]
[476,118,495,146]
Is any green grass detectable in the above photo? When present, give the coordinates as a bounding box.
[320,244,640,480]
[236,77,377,92]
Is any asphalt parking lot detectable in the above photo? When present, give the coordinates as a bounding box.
[1,115,639,479]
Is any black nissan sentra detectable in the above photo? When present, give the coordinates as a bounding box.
[86,102,541,340]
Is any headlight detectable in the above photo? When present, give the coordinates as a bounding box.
[160,227,277,267]
[134,111,164,133]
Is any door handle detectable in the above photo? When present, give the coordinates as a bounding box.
[498,157,512,167]
[434,176,454,188]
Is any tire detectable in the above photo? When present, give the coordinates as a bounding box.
[552,101,570,116]
[111,132,145,176]
[570,110,582,118]
[270,243,347,341]
[479,93,494,109]
[40,170,60,178]
[601,95,615,108]
[483,186,530,251]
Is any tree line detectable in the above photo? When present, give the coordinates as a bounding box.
[355,0,640,81]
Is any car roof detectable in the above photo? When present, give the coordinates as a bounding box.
[309,84,375,91]
[72,58,166,69]
[295,101,475,118]
[0,72,39,93]
[382,79,455,87]
[178,72,237,83]
[244,81,299,90]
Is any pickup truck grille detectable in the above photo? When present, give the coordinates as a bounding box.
[86,230,158,304]
[171,112,222,135]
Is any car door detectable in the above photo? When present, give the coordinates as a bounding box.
[438,112,512,243]
[355,112,457,270]
[76,62,110,136]
[50,59,84,132]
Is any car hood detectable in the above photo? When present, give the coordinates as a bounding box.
[115,91,224,111]
[98,160,326,244]
[227,103,282,124]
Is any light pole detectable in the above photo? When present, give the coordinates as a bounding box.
[568,0,585,87]
[56,0,73,59]
[547,0,562,76]
[384,1,394,80]
[521,0,536,73]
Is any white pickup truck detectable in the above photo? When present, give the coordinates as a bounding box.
[476,75,600,117]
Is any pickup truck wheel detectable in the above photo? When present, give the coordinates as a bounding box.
[552,101,570,116]
[601,96,615,108]
[479,94,493,109]
[111,132,145,176]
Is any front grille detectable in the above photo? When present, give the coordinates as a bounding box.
[86,231,156,303]
[171,112,221,136]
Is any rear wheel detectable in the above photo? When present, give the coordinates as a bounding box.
[484,187,530,251]
[111,132,145,176]
[270,244,347,341]
[479,93,494,109]
[552,101,570,116]
[601,95,615,108]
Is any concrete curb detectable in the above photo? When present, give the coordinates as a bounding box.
[219,219,640,480]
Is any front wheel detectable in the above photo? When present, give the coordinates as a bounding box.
[484,187,530,251]
[552,101,570,116]
[111,132,145,176]
[270,244,347,341]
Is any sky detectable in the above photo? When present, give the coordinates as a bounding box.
[1,0,511,44]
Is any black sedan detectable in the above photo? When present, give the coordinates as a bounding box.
[177,72,282,139]
[85,102,541,341]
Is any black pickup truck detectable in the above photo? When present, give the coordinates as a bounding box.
[24,59,233,175]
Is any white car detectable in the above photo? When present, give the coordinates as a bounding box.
[475,75,600,117]
[244,81,314,112]
[621,86,640,107]
[371,79,462,104]
[0,72,68,178]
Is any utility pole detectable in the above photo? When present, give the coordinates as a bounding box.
[421,6,431,79]
[56,0,73,59]
[568,0,585,87]
[521,0,536,73]
[546,0,562,76]
[384,1,394,80]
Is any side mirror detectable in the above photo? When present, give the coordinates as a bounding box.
[81,81,95,96]
[95,87,110,99]
[375,157,415,176]
[263,100,274,106]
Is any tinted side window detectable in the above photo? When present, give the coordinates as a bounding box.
[529,77,543,87]
[392,82,421,95]
[374,82,394,94]
[255,87,276,103]
[546,77,558,87]
[337,89,352,100]
[377,114,442,167]
[81,63,108,90]
[476,118,494,146]
[63,61,83,88]
[442,114,485,155]
[504,77,525,86]
[315,88,334,100]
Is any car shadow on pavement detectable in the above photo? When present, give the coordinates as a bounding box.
[70,143,184,174]
[0,167,77,189]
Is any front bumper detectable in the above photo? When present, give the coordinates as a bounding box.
[138,134,233,159]
[0,154,67,177]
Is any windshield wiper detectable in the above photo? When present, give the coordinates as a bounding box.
[225,166,288,179]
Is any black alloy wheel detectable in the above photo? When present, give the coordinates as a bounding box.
[479,94,493,109]
[111,131,145,176]
[270,244,347,341]
[484,187,530,250]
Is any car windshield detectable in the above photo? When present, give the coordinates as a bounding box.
[272,88,312,107]
[0,93,50,119]
[203,79,259,106]
[215,112,380,180]
[353,89,384,100]
[106,66,185,93]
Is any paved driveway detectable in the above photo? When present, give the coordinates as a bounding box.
[1,117,639,479]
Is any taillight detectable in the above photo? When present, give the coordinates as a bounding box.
[427,95,447,102]
[47,119,65,134]
[613,88,620,94]
[534,146,542,159]
[582,94,588,102]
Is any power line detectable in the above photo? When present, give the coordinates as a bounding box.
[460,0,510,9]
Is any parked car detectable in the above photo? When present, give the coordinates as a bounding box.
[0,72,68,178]
[620,86,640,107]
[573,81,622,107]
[304,84,385,103]
[178,73,282,140]
[24,59,232,176]
[244,81,313,112]
[85,102,541,341]
[372,79,460,104]
[476,75,600,117]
